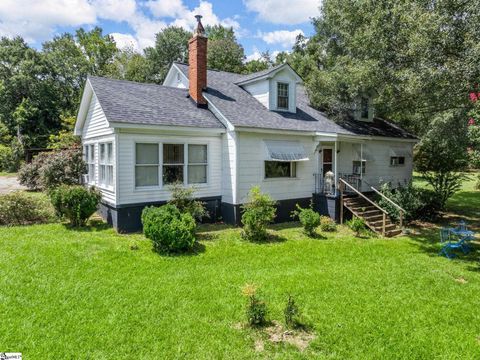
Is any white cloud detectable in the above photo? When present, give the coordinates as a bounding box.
[0,0,96,42]
[110,32,140,51]
[245,47,262,62]
[259,29,303,48]
[146,0,186,18]
[94,0,137,22]
[244,0,321,24]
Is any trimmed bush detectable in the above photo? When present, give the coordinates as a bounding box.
[50,185,101,227]
[0,191,56,226]
[241,186,276,242]
[141,204,196,253]
[291,203,320,236]
[346,217,366,237]
[18,146,85,191]
[320,216,337,232]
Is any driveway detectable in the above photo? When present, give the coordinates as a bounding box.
[0,175,26,194]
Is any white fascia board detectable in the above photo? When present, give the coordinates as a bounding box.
[236,63,302,86]
[74,80,93,136]
[111,122,225,135]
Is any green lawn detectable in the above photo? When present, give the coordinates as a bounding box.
[0,171,17,177]
[1,177,480,358]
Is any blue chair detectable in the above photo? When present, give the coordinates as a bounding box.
[439,228,468,258]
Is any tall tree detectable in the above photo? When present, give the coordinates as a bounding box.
[75,27,117,76]
[107,47,150,83]
[205,25,245,73]
[144,26,191,83]
[296,0,480,135]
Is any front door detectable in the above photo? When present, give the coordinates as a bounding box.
[320,147,334,177]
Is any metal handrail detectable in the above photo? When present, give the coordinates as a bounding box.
[339,178,388,215]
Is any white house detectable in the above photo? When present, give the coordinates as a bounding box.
[75,16,417,233]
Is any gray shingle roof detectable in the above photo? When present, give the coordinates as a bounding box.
[88,76,224,129]
[174,63,416,139]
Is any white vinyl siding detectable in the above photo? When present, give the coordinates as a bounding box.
[82,94,114,139]
[243,81,270,109]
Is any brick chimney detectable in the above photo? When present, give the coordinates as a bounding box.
[188,15,208,107]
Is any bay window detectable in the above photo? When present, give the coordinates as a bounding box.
[135,143,159,187]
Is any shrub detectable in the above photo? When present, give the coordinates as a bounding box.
[50,185,101,227]
[291,203,320,236]
[168,182,208,221]
[0,191,56,226]
[141,204,196,253]
[378,182,442,222]
[475,174,480,191]
[18,146,86,191]
[242,284,267,327]
[0,144,17,172]
[241,186,276,242]
[284,295,302,329]
[320,216,337,232]
[346,217,366,237]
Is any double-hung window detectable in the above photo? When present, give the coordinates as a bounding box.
[352,160,366,175]
[188,144,207,184]
[84,144,95,183]
[163,144,184,185]
[277,82,289,110]
[390,156,405,166]
[135,143,159,187]
[99,143,113,187]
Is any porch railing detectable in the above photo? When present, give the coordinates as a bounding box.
[314,173,361,195]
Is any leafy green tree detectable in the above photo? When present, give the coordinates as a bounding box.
[295,0,480,135]
[205,25,245,73]
[144,26,191,83]
[243,59,269,74]
[107,47,150,83]
[415,110,469,209]
[75,27,118,76]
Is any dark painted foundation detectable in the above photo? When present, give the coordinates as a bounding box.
[100,194,342,233]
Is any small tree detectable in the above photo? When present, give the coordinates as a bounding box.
[415,111,469,210]
[241,186,276,242]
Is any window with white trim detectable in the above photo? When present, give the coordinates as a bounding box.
[277,82,289,110]
[352,160,366,175]
[188,144,207,184]
[163,144,184,185]
[265,161,296,178]
[84,144,95,183]
[99,142,113,187]
[135,143,159,187]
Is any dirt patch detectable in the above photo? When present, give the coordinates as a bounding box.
[254,338,264,352]
[265,321,315,352]
[455,277,468,284]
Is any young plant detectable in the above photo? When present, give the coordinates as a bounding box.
[242,284,267,327]
[320,216,337,232]
[291,203,320,236]
[241,186,276,242]
[475,173,480,191]
[284,295,301,329]
[168,182,208,221]
[346,217,366,237]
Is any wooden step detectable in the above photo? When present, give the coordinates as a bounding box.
[373,223,397,232]
[385,229,403,237]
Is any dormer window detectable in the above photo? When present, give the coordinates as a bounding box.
[361,97,369,119]
[277,82,289,110]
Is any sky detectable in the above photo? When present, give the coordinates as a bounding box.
[0,0,321,61]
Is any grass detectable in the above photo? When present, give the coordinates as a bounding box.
[0,177,480,358]
[0,171,17,177]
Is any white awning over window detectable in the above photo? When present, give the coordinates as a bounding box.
[264,140,309,162]
[390,146,410,158]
